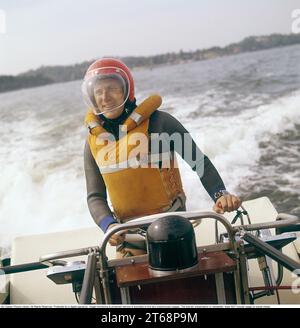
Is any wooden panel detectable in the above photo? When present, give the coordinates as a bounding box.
[128,272,236,304]
[115,251,236,287]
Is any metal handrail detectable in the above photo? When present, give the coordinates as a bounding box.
[234,213,299,232]
[99,211,237,260]
[98,211,239,304]
[35,211,299,305]
[37,213,299,266]
[39,246,100,265]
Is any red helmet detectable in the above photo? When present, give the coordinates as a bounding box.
[85,58,134,101]
[82,58,135,114]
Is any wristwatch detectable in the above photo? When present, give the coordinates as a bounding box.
[214,190,230,201]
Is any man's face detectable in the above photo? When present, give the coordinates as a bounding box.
[93,78,125,119]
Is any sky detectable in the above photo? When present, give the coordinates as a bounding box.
[0,0,299,75]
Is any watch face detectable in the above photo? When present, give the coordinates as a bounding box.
[214,191,223,199]
[214,190,228,200]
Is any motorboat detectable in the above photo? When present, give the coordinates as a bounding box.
[1,197,300,305]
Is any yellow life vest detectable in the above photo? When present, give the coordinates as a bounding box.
[85,95,186,222]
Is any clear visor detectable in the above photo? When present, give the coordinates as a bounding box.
[81,67,130,115]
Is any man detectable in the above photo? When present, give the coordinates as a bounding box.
[82,58,241,258]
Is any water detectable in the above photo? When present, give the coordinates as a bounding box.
[0,45,300,257]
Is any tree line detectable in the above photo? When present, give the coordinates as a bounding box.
[1,33,300,93]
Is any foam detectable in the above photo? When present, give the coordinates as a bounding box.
[169,90,300,211]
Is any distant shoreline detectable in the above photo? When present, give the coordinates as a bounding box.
[1,33,300,94]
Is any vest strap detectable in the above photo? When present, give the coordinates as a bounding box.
[129,112,143,125]
[87,121,101,132]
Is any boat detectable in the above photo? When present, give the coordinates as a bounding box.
[1,196,300,305]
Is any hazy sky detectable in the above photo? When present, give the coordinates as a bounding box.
[0,0,299,75]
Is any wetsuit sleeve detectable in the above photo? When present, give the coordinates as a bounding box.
[149,111,226,202]
[84,140,117,231]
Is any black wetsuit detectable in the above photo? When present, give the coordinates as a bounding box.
[84,110,226,231]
